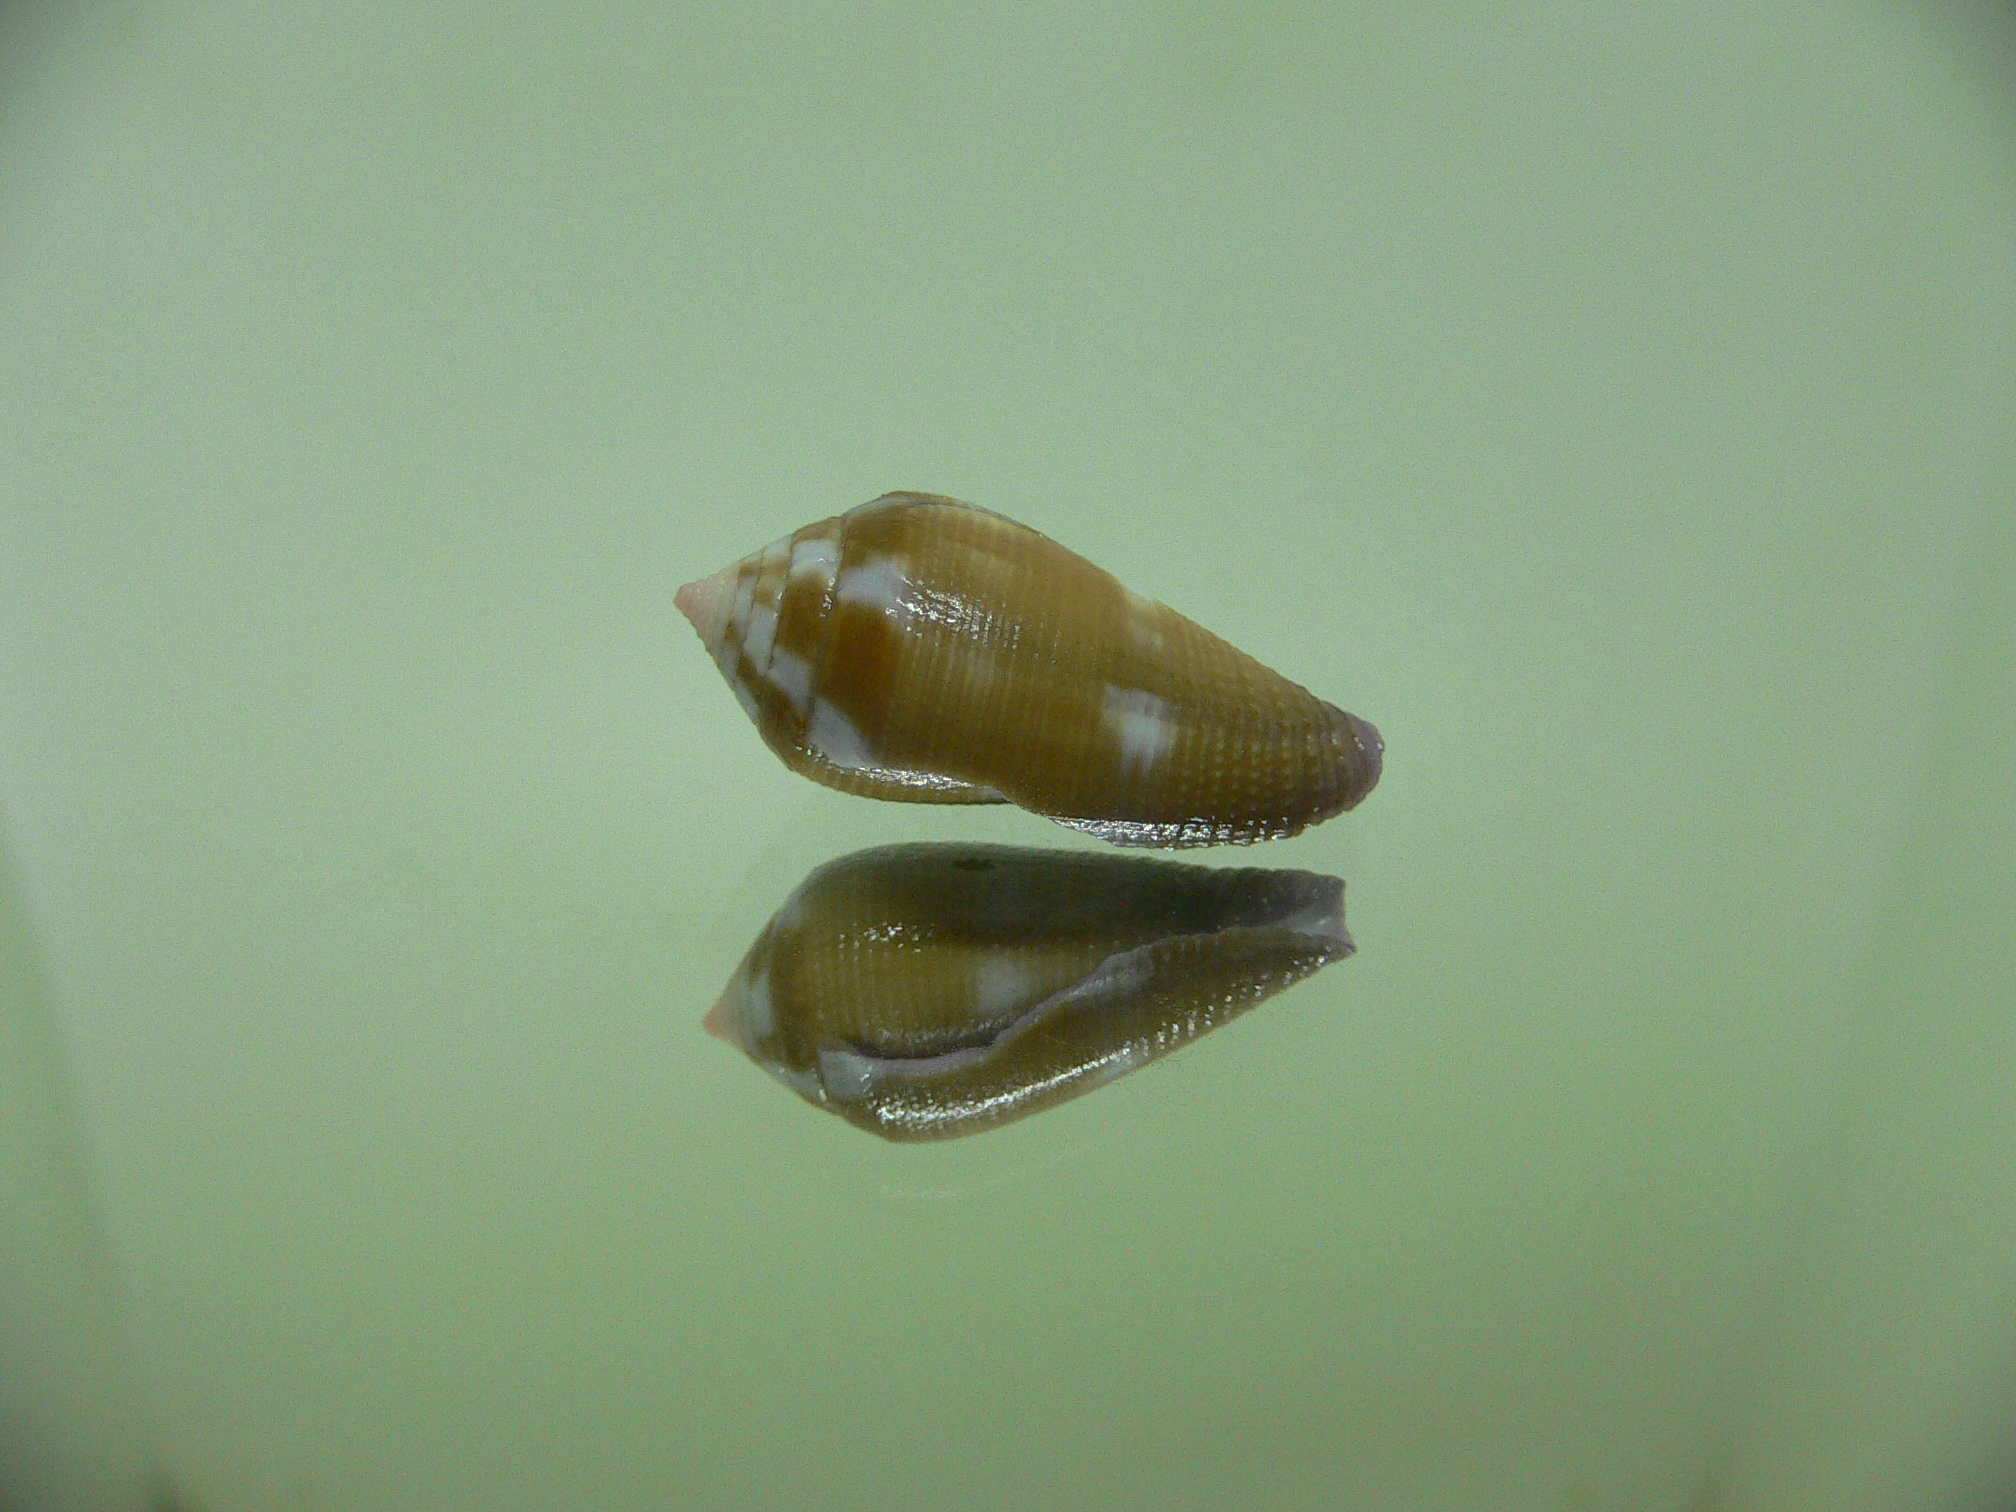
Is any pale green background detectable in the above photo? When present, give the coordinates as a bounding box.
[2,3,2014,1509]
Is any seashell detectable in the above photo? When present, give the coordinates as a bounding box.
[705,842,1354,1142]
[676,492,1381,847]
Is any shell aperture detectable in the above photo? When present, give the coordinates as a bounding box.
[704,842,1354,1142]
[676,492,1383,847]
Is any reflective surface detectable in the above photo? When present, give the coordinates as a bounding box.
[1,3,2014,1510]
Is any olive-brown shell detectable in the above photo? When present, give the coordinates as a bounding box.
[676,493,1381,846]
[705,842,1353,1141]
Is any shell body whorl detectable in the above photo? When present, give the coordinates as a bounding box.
[678,492,1382,846]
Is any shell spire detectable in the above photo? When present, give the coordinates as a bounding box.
[678,492,1382,846]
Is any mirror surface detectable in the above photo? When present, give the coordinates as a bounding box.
[2,4,2012,1509]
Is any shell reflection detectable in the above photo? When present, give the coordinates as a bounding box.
[706,843,1354,1141]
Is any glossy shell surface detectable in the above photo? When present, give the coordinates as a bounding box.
[677,493,1382,846]
[705,842,1354,1141]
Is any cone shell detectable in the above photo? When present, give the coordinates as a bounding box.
[705,842,1353,1142]
[677,492,1382,846]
